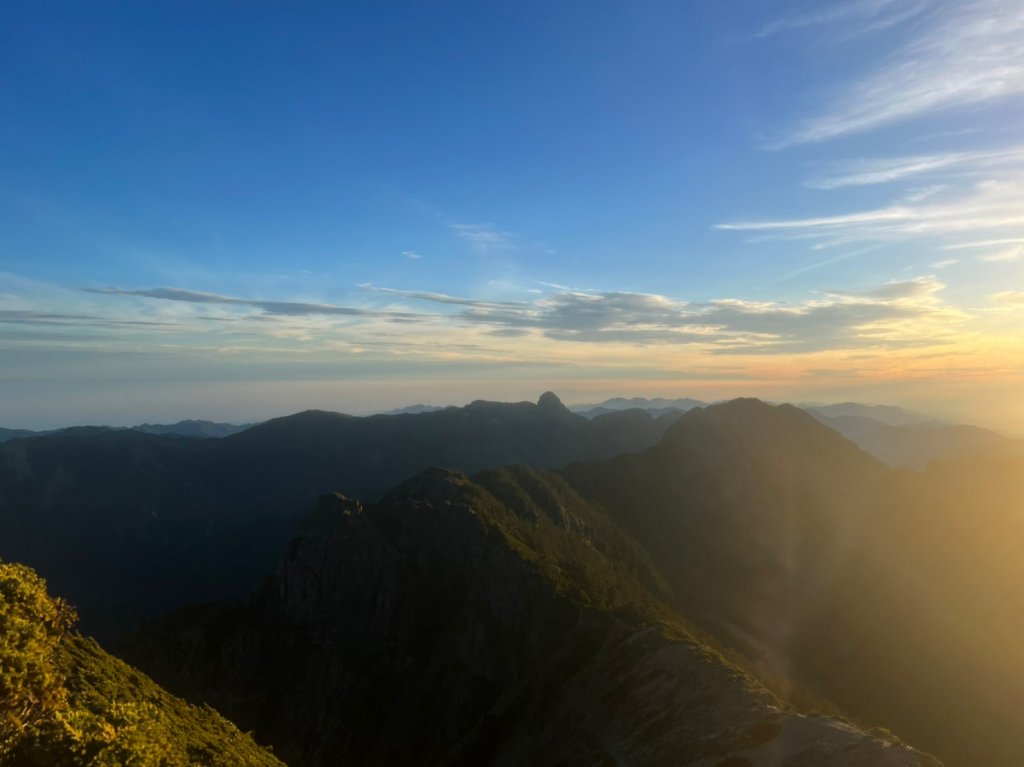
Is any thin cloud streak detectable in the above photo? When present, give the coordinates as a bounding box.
[359,284,526,310]
[717,180,1024,244]
[85,287,427,321]
[754,0,932,41]
[943,237,1024,250]
[449,223,515,252]
[774,0,1024,146]
[978,245,1023,263]
[991,291,1024,305]
[806,146,1024,189]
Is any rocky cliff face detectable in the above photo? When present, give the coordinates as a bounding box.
[134,467,938,767]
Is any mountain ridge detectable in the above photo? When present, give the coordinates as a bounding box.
[129,466,938,767]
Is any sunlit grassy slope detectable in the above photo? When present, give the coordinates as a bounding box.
[0,562,283,767]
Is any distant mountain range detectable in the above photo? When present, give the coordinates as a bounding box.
[4,397,1012,471]
[381,403,447,415]
[5,392,1024,765]
[570,395,707,419]
[0,419,253,443]
[0,393,678,637]
[571,397,1018,470]
[811,412,1012,469]
[132,419,254,438]
[802,401,938,426]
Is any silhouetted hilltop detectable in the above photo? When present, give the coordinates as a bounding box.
[0,427,47,442]
[381,403,446,415]
[562,399,884,672]
[0,420,252,443]
[132,419,253,438]
[220,392,674,506]
[571,395,707,419]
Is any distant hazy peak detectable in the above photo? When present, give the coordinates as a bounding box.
[803,401,938,427]
[537,390,570,413]
[569,395,706,414]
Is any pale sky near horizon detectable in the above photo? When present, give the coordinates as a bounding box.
[1,1,1022,432]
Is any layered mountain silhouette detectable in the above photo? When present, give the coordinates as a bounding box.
[570,396,707,419]
[811,412,1013,469]
[0,419,252,443]
[803,402,935,427]
[3,392,1022,765]
[132,419,253,438]
[0,393,676,637]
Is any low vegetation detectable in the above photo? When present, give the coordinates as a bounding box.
[0,561,282,767]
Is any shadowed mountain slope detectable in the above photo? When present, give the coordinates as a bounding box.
[0,393,675,638]
[797,447,1024,767]
[561,400,1024,767]
[561,399,886,671]
[130,467,937,767]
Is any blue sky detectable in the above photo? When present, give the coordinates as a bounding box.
[2,0,1023,429]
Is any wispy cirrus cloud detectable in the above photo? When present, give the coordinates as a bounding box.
[978,245,1023,263]
[772,0,1024,146]
[754,0,932,42]
[358,284,525,310]
[0,310,176,329]
[942,237,1024,250]
[805,146,1024,189]
[717,179,1024,247]
[449,223,515,252]
[991,290,1024,305]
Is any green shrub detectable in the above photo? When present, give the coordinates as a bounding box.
[0,562,282,767]
[0,562,75,753]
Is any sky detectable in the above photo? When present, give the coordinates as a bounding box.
[1,0,1022,431]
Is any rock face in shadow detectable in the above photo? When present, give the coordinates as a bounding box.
[132,467,938,767]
